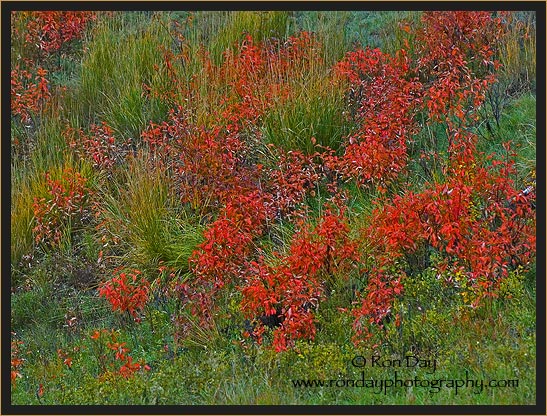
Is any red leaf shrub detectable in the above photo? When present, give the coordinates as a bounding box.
[349,11,536,344]
[241,206,359,351]
[24,11,96,56]
[32,168,92,247]
[98,269,150,319]
[332,47,422,190]
[354,152,535,342]
[416,11,503,120]
[265,149,322,220]
[180,191,275,327]
[89,329,150,379]
[11,66,50,124]
[141,106,262,213]
[65,122,129,172]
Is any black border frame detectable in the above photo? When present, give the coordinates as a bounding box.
[2,2,545,415]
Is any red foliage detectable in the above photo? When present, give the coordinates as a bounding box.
[349,12,536,344]
[57,349,73,368]
[145,34,352,348]
[32,168,92,247]
[98,269,150,318]
[11,335,24,387]
[163,15,534,351]
[241,207,359,351]
[148,32,323,131]
[332,48,422,190]
[11,66,50,124]
[352,270,403,341]
[352,134,535,342]
[89,329,150,379]
[181,191,275,328]
[266,149,322,220]
[220,35,271,127]
[24,11,96,56]
[66,122,128,171]
[192,191,274,286]
[218,32,323,127]
[41,13,531,353]
[141,106,262,212]
[415,11,503,143]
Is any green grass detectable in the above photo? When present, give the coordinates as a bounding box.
[297,11,422,55]
[477,93,536,187]
[10,165,37,267]
[197,11,291,65]
[262,79,352,154]
[11,275,536,404]
[74,12,172,138]
[11,153,95,270]
[497,11,536,93]
[293,11,351,65]
[101,154,204,275]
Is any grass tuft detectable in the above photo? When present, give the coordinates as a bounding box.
[101,154,204,275]
[75,12,172,138]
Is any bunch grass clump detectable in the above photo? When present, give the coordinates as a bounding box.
[101,154,203,275]
[76,12,172,138]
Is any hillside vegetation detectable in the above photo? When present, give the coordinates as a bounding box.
[10,10,537,405]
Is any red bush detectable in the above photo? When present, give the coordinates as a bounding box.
[241,206,359,351]
[183,191,275,326]
[32,168,92,247]
[347,11,537,344]
[141,106,263,213]
[24,11,96,56]
[11,66,50,124]
[66,122,128,172]
[90,329,150,379]
[98,269,150,319]
[266,149,322,220]
[352,133,535,343]
[332,47,422,190]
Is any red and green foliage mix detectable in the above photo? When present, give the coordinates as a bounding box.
[65,122,128,172]
[141,107,263,212]
[12,10,536,360]
[56,348,74,369]
[353,153,536,342]
[11,11,95,124]
[90,329,150,379]
[99,269,150,318]
[21,11,96,57]
[11,335,24,386]
[154,32,324,126]
[349,11,536,343]
[173,11,535,350]
[332,47,422,190]
[241,205,359,351]
[11,66,50,124]
[266,150,322,220]
[32,168,92,248]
